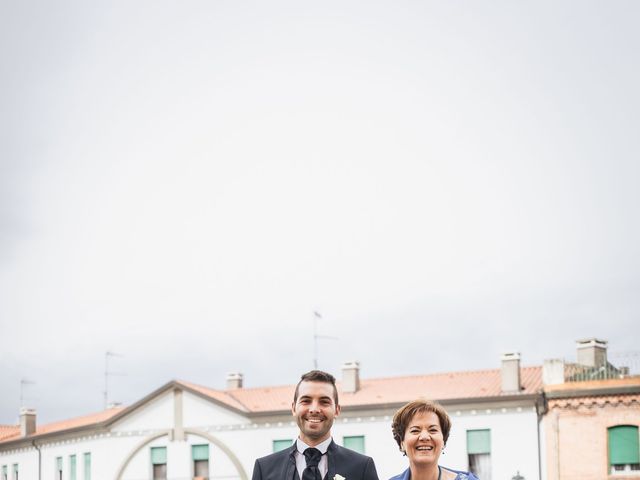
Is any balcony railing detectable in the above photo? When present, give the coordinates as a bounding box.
[564,351,640,383]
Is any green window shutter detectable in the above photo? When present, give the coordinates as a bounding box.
[609,425,640,465]
[343,436,365,453]
[12,465,17,475]
[69,455,76,480]
[83,453,91,480]
[151,446,167,465]
[192,444,209,461]
[2,465,7,479]
[56,457,63,471]
[467,429,491,454]
[272,440,293,452]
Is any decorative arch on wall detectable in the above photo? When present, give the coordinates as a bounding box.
[113,428,248,480]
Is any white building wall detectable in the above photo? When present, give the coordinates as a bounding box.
[0,449,34,480]
[445,407,540,480]
[182,393,250,428]
[202,419,297,477]
[0,398,541,480]
[332,415,405,479]
[119,432,245,480]
[205,407,540,480]
[167,440,190,480]
[197,434,241,479]
[0,433,150,480]
[111,392,174,432]
[490,409,539,480]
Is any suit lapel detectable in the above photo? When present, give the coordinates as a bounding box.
[326,440,337,480]
[282,445,298,480]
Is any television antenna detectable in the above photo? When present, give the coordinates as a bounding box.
[313,311,338,369]
[104,351,126,409]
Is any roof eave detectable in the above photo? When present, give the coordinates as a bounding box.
[247,392,543,418]
[0,422,111,450]
[545,384,640,399]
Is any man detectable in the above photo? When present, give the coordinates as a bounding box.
[252,370,379,480]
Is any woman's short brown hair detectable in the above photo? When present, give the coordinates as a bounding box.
[391,399,452,449]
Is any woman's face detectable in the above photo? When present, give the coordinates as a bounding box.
[401,411,445,468]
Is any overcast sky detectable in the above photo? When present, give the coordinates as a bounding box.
[1,1,639,425]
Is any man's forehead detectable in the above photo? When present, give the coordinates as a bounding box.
[297,380,335,397]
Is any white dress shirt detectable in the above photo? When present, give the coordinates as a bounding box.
[295,437,332,479]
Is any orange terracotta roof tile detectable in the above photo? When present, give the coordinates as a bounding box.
[35,407,125,436]
[0,407,125,444]
[0,425,19,441]
[338,366,542,407]
[178,380,252,412]
[228,384,296,412]
[0,367,543,444]
[184,366,542,413]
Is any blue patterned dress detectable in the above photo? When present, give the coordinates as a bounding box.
[389,467,480,480]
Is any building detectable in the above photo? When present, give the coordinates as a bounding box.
[542,339,640,480]
[1,338,637,480]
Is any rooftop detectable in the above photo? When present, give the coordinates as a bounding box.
[0,408,124,444]
[183,366,543,414]
[0,365,542,444]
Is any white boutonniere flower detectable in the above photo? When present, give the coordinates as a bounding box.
[334,475,345,480]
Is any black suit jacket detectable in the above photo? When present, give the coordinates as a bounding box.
[252,440,379,480]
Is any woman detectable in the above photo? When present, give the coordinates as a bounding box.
[389,400,479,480]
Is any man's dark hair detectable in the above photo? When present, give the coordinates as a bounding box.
[293,370,339,405]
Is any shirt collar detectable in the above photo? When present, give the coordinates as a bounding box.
[296,436,332,455]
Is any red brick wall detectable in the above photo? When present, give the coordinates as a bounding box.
[544,394,640,480]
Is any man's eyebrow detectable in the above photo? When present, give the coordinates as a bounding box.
[298,395,333,401]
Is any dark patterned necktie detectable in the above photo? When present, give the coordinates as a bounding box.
[302,447,322,480]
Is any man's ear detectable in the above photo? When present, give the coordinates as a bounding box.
[335,404,341,416]
[291,402,296,416]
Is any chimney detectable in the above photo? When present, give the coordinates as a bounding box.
[501,353,521,393]
[543,359,566,385]
[20,408,36,437]
[576,338,607,367]
[341,361,360,393]
[226,372,243,389]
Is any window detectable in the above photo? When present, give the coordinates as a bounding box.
[467,429,491,480]
[192,444,209,479]
[151,446,167,480]
[609,425,640,474]
[55,457,63,480]
[272,439,293,452]
[83,452,91,480]
[70,454,77,480]
[12,464,17,480]
[343,435,365,454]
[2,465,7,480]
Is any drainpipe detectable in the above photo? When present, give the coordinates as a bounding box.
[31,440,41,480]
[535,393,547,480]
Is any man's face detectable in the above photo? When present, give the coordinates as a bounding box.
[292,380,341,446]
